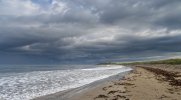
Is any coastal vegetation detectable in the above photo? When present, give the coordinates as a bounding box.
[99,58,181,65]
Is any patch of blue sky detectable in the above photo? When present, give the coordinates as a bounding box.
[31,0,52,8]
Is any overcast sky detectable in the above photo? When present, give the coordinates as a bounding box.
[0,0,181,64]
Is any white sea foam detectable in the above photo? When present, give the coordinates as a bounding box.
[81,65,124,70]
[0,65,131,100]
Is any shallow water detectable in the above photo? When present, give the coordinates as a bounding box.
[0,65,132,100]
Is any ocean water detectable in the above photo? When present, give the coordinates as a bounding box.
[0,65,132,100]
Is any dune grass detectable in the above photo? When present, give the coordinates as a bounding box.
[99,58,181,65]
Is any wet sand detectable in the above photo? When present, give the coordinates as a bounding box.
[34,64,181,100]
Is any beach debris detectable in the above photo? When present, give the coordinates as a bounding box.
[102,87,107,91]
[108,85,113,87]
[114,82,134,86]
[94,94,108,100]
[140,66,181,86]
[108,90,119,94]
[115,95,126,98]
[119,82,134,86]
[102,85,113,91]
[112,95,128,100]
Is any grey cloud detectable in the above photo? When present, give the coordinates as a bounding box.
[96,0,181,29]
[0,0,181,64]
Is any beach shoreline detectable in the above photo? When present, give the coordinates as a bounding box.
[33,64,181,100]
[32,67,132,100]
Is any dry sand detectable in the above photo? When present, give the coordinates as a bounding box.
[69,65,181,100]
[33,64,181,100]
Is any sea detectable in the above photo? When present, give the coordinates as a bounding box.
[0,65,132,100]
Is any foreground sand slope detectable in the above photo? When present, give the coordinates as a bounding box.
[71,66,181,100]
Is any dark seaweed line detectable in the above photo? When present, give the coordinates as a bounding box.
[138,66,181,86]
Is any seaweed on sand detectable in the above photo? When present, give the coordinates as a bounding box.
[139,66,181,86]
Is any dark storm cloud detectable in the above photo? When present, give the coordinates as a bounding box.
[0,0,181,64]
[94,0,181,29]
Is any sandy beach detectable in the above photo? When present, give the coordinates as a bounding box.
[34,64,181,100]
